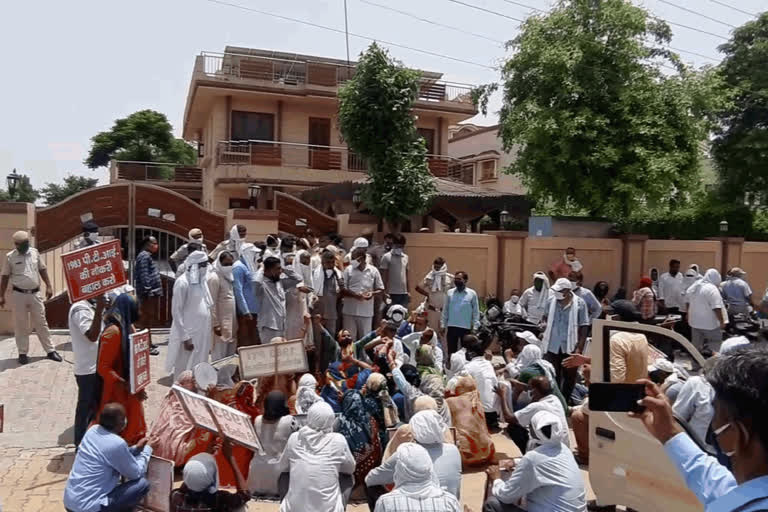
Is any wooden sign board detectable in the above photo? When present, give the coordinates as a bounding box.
[139,456,173,512]
[61,239,127,302]
[172,385,262,453]
[129,330,151,394]
[237,339,308,380]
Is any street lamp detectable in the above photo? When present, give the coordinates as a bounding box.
[6,169,20,199]
[499,209,510,229]
[248,184,261,210]
[352,189,362,210]
[719,219,729,234]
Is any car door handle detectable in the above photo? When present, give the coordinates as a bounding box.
[596,427,616,440]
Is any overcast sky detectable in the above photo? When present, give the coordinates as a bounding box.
[1,0,765,190]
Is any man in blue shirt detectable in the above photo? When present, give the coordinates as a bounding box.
[440,271,480,363]
[64,403,152,512]
[134,236,162,354]
[541,278,589,405]
[233,243,260,347]
[568,270,602,324]
[633,344,768,512]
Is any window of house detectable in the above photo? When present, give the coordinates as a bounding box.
[480,159,498,181]
[417,128,436,154]
[231,111,275,141]
[228,197,251,209]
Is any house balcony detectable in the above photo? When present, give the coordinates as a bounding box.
[109,161,203,202]
[215,140,474,186]
[195,51,477,115]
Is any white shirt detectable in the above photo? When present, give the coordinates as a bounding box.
[658,272,685,309]
[519,287,552,324]
[342,264,384,318]
[492,443,587,512]
[277,431,355,512]
[69,301,100,376]
[465,357,498,413]
[672,376,715,446]
[687,283,725,330]
[514,394,571,449]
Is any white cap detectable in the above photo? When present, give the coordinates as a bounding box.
[353,237,369,249]
[516,330,539,345]
[551,278,573,292]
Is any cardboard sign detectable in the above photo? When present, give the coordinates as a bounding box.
[61,240,127,302]
[238,339,308,379]
[129,330,151,394]
[172,385,263,453]
[140,456,173,512]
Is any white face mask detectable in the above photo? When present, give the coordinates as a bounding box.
[84,232,98,241]
[570,280,580,290]
[392,247,404,256]
[510,295,520,304]
[219,265,234,279]
[554,291,566,300]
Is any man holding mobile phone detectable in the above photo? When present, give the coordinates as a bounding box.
[631,345,768,512]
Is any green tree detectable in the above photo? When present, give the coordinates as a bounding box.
[39,175,100,206]
[338,43,435,227]
[0,173,39,203]
[482,0,713,218]
[85,109,196,169]
[711,12,768,206]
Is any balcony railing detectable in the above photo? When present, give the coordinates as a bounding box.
[112,161,202,183]
[216,140,474,184]
[198,52,475,107]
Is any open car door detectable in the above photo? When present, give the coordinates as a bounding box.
[588,319,708,512]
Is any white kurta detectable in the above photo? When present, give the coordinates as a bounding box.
[166,274,213,380]
[207,271,236,360]
[285,286,312,347]
[277,430,355,512]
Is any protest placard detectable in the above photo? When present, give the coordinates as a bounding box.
[139,456,173,512]
[129,330,151,394]
[172,385,262,453]
[237,339,308,379]
[61,240,127,302]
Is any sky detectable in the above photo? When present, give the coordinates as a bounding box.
[1,0,766,191]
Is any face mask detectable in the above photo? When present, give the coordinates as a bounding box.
[269,273,281,283]
[570,280,580,290]
[554,291,565,300]
[84,232,98,241]
[188,243,202,253]
[510,295,520,304]
[454,280,465,290]
[385,243,392,251]
[712,422,736,457]
[219,265,234,279]
[17,241,30,254]
[357,260,366,270]
[392,247,403,256]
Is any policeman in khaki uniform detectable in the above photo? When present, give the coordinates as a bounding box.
[0,230,61,365]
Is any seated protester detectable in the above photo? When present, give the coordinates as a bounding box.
[631,345,768,512]
[216,380,262,487]
[248,391,296,497]
[363,372,400,429]
[463,335,500,429]
[397,310,429,340]
[293,373,322,415]
[503,289,525,317]
[504,344,566,412]
[401,327,444,369]
[446,376,496,466]
[149,371,216,467]
[673,357,717,449]
[338,390,387,498]
[495,376,570,455]
[484,411,587,512]
[315,317,385,370]
[388,351,453,425]
[373,443,461,512]
[445,349,469,389]
[366,410,462,502]
[415,344,442,378]
[172,443,250,512]
[383,396,454,460]
[649,359,685,403]
[64,403,152,512]
[277,402,356,512]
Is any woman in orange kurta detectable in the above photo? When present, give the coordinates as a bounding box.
[214,380,262,486]
[94,293,147,445]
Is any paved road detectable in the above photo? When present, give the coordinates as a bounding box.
[0,333,593,511]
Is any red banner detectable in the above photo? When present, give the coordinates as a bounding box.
[130,330,151,394]
[61,240,127,303]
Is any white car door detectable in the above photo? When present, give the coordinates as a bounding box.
[588,319,708,511]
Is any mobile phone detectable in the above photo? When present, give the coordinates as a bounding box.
[588,383,646,413]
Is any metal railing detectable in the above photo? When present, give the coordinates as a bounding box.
[216,140,475,184]
[113,161,202,183]
[198,52,475,106]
